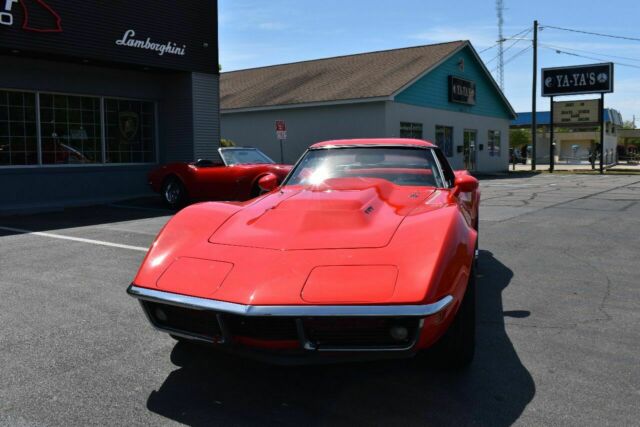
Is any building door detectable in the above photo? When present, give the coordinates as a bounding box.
[463,130,477,171]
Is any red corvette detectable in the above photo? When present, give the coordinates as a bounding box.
[147,147,292,207]
[129,139,480,367]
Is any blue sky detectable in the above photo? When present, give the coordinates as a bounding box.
[219,0,640,123]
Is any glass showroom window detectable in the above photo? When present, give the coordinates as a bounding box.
[435,125,453,157]
[488,130,501,157]
[0,90,38,166]
[400,122,423,139]
[39,93,102,164]
[104,98,155,163]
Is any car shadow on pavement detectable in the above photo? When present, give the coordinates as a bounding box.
[0,198,173,233]
[146,250,535,427]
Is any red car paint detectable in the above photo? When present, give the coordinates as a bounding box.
[131,139,480,360]
[147,147,292,202]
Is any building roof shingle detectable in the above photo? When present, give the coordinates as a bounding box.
[220,41,467,111]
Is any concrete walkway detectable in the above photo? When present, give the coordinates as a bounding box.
[510,162,640,172]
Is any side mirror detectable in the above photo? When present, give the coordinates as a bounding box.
[453,174,479,195]
[258,173,279,192]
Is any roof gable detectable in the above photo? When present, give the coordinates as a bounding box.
[220,41,465,112]
[394,45,516,119]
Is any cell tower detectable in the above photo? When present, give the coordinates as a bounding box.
[496,0,505,90]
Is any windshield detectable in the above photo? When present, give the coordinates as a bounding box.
[221,148,275,165]
[284,146,445,187]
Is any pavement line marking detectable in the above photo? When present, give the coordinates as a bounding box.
[0,226,149,252]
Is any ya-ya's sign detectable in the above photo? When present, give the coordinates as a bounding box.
[542,63,614,97]
[552,99,600,125]
[448,76,476,105]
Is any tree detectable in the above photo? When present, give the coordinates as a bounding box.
[220,138,236,147]
[509,128,530,148]
[623,120,636,129]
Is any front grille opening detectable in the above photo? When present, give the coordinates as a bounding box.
[303,317,419,348]
[142,301,222,340]
[223,315,299,341]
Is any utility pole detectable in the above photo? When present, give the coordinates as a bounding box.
[531,20,538,171]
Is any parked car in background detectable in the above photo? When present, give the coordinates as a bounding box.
[148,147,292,207]
[129,138,480,368]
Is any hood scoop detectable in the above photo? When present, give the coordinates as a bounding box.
[209,178,433,250]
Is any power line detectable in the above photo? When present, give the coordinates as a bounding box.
[539,43,640,63]
[479,27,531,55]
[503,45,532,66]
[541,24,640,42]
[491,45,531,73]
[542,46,640,69]
[485,29,533,65]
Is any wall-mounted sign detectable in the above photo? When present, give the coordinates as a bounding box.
[275,120,287,140]
[542,63,613,97]
[448,76,476,105]
[115,30,186,57]
[552,99,600,125]
[0,0,218,74]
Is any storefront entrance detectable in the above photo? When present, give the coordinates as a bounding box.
[463,129,477,171]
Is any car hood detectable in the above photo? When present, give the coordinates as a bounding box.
[208,178,435,250]
[133,185,471,305]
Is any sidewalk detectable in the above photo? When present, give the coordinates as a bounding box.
[511,162,640,172]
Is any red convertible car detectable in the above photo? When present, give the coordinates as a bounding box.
[128,139,480,367]
[147,147,292,207]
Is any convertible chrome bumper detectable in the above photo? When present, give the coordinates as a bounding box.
[127,285,453,317]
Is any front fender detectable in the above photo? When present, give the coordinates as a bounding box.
[133,202,242,288]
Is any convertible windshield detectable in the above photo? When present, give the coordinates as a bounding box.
[221,148,275,166]
[285,146,445,187]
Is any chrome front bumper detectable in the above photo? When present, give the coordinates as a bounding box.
[127,285,453,317]
[127,284,453,354]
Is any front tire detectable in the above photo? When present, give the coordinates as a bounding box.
[432,266,476,369]
[161,176,187,209]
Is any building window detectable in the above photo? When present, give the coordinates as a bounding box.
[488,130,501,156]
[400,122,423,139]
[105,99,156,164]
[0,89,157,167]
[435,125,453,157]
[40,93,102,164]
[0,90,38,166]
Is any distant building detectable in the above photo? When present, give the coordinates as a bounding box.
[511,109,624,164]
[221,41,516,173]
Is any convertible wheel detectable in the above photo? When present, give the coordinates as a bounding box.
[432,266,476,369]
[161,177,187,208]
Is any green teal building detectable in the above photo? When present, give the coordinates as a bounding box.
[221,40,516,173]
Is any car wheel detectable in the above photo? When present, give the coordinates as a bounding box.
[432,266,476,369]
[161,176,187,208]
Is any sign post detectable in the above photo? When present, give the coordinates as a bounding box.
[275,120,287,163]
[549,96,554,172]
[599,94,605,174]
[542,62,614,175]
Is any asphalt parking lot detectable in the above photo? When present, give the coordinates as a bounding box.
[1,174,639,426]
